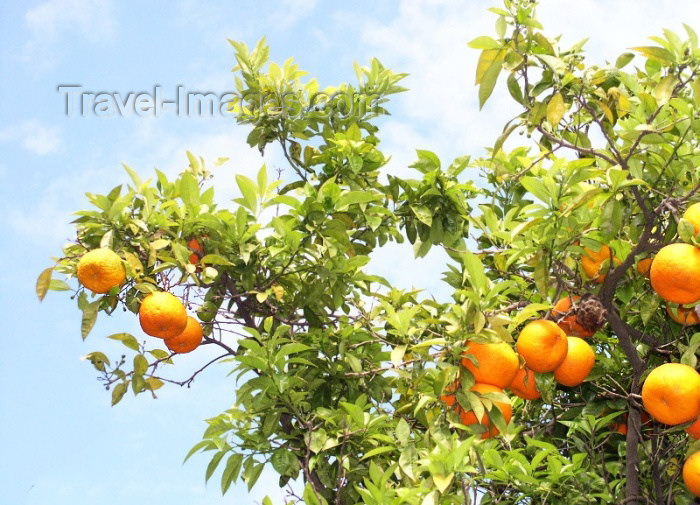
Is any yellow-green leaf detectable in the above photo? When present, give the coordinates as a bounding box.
[631,46,674,64]
[653,75,677,105]
[546,92,566,126]
[81,301,99,340]
[36,267,54,301]
[111,382,127,406]
[476,49,505,109]
[433,473,454,493]
[360,446,395,460]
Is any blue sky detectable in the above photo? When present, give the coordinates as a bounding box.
[2,1,699,504]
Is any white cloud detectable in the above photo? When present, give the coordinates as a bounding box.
[23,0,116,66]
[273,0,318,29]
[0,120,62,156]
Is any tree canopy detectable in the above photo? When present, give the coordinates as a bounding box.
[38,1,700,503]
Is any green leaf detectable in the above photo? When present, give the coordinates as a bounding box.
[507,73,524,104]
[336,191,381,210]
[477,49,504,109]
[133,354,149,376]
[221,453,244,494]
[462,250,487,294]
[183,440,212,463]
[111,382,127,406]
[361,445,395,460]
[520,176,550,204]
[536,54,566,74]
[81,300,99,340]
[256,164,268,198]
[84,351,110,372]
[411,205,433,226]
[653,75,677,105]
[303,483,327,505]
[432,473,454,493]
[108,332,141,351]
[395,417,410,445]
[199,254,234,266]
[48,279,71,292]
[206,451,226,483]
[309,429,328,454]
[615,52,635,68]
[468,35,501,50]
[179,171,200,208]
[244,460,264,491]
[36,267,54,301]
[236,174,258,214]
[631,46,674,64]
[145,377,164,391]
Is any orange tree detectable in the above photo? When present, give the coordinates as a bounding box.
[36,1,700,503]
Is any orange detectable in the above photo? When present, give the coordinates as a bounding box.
[650,243,700,304]
[138,291,188,338]
[612,422,627,435]
[460,340,520,389]
[641,363,700,425]
[687,418,700,439]
[188,238,204,265]
[553,336,596,387]
[636,257,653,278]
[516,320,569,373]
[551,295,595,338]
[507,366,540,400]
[76,248,126,294]
[440,379,459,408]
[581,244,619,283]
[459,383,512,439]
[164,316,203,353]
[683,450,700,497]
[610,411,651,435]
[667,304,700,325]
[683,202,700,237]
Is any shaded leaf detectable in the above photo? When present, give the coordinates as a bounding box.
[81,301,99,340]
[111,382,127,406]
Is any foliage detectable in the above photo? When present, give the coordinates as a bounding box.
[37,1,700,503]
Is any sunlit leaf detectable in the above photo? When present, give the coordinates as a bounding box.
[36,267,53,301]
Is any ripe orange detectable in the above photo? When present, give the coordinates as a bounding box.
[76,248,126,294]
[650,243,700,304]
[138,291,188,338]
[636,257,653,278]
[459,383,512,439]
[551,295,595,338]
[516,320,569,373]
[461,340,520,389]
[641,363,700,425]
[553,337,596,387]
[440,379,459,408]
[188,238,204,265]
[603,411,651,435]
[581,244,619,283]
[612,421,628,435]
[507,366,540,400]
[667,304,700,325]
[683,450,700,497]
[683,202,700,237]
[686,418,700,439]
[164,316,203,353]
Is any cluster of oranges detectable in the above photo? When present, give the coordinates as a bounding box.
[442,308,597,438]
[76,246,203,354]
[630,202,700,497]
